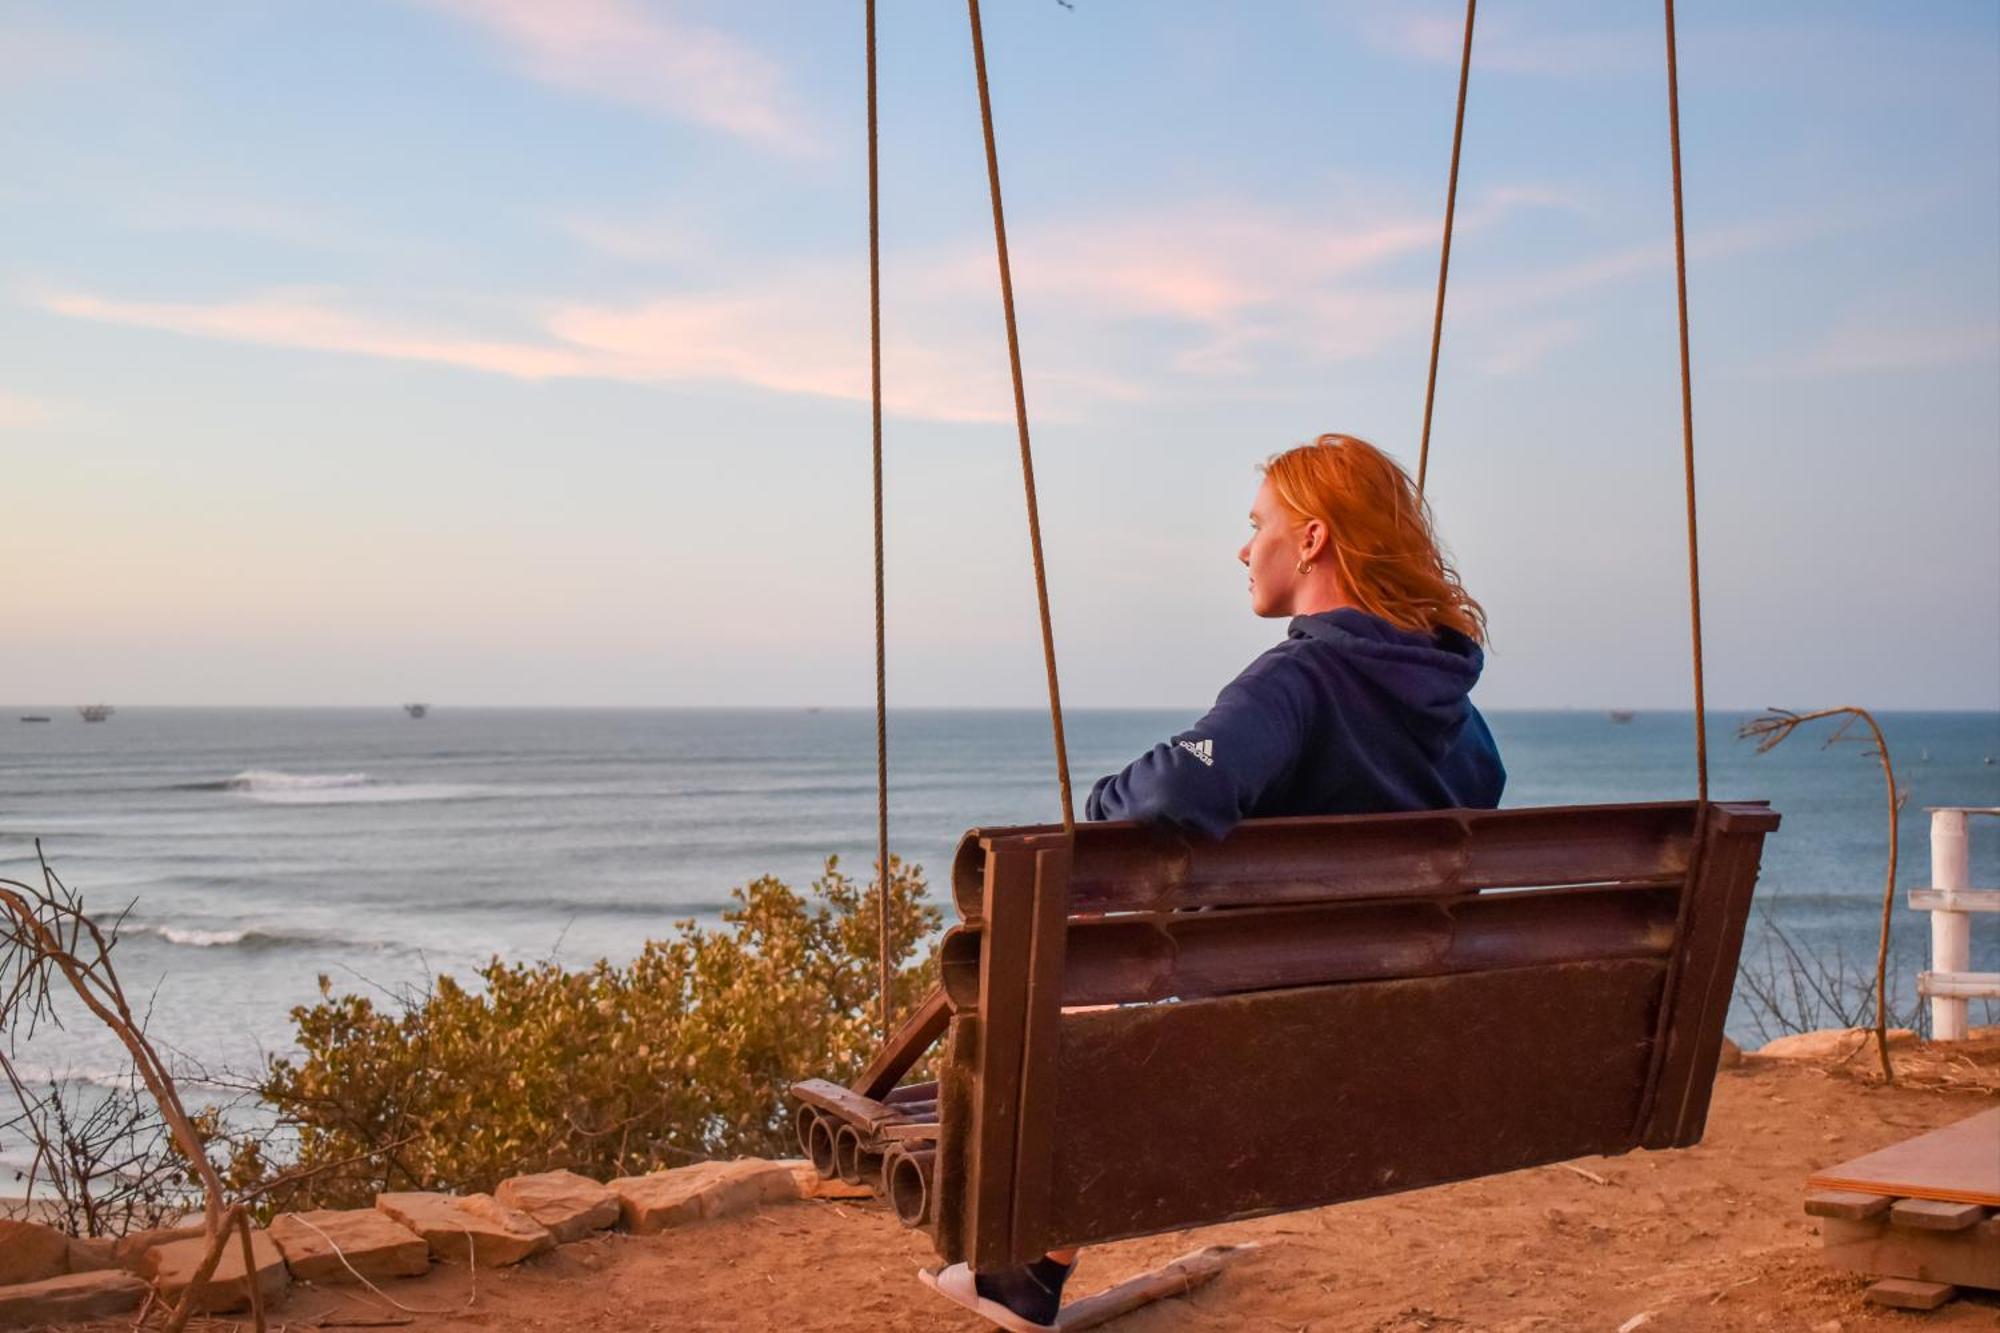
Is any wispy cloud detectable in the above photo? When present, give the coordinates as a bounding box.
[1471,319,1585,378]
[0,18,123,84]
[42,189,1800,420]
[1762,314,2000,378]
[559,212,706,265]
[43,290,594,381]
[1358,7,1647,78]
[419,0,817,155]
[0,390,61,431]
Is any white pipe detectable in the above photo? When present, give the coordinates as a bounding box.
[1929,808,1971,1041]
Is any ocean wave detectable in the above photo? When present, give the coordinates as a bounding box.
[133,922,386,953]
[5,1065,139,1092]
[228,770,372,792]
[181,770,493,805]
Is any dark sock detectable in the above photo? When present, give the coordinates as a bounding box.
[973,1255,1074,1326]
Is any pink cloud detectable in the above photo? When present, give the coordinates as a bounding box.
[1763,315,2000,378]
[43,291,594,381]
[419,0,816,155]
[0,390,59,430]
[42,191,1794,421]
[1359,8,1647,77]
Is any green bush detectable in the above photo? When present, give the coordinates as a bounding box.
[252,856,939,1207]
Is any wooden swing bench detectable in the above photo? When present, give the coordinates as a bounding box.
[792,799,1779,1277]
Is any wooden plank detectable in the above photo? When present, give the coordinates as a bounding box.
[1891,1199,1989,1232]
[931,1015,978,1262]
[1043,958,1665,1251]
[1010,837,1072,1265]
[1052,1243,1257,1330]
[1804,1189,1892,1220]
[790,1079,900,1133]
[1865,1278,1957,1310]
[879,1121,939,1143]
[938,883,1681,1009]
[852,988,951,1100]
[1808,1109,2000,1207]
[1823,1215,2000,1289]
[964,841,1038,1270]
[1639,805,1775,1148]
[951,802,1703,920]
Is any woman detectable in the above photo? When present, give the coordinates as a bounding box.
[948,433,1505,1331]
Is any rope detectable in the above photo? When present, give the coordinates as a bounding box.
[1663,0,1709,800]
[965,0,1076,831]
[1415,0,1476,498]
[865,0,892,1038]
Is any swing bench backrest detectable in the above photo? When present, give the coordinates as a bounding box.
[921,799,1778,1270]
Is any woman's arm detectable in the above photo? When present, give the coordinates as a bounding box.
[1085,656,1312,840]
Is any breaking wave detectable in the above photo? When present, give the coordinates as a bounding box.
[183,770,492,805]
[134,923,386,952]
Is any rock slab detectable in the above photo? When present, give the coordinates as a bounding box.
[64,1236,120,1274]
[785,1159,875,1200]
[608,1159,800,1235]
[375,1192,554,1266]
[113,1223,205,1270]
[269,1207,430,1283]
[141,1227,289,1314]
[0,1271,149,1327]
[1758,1027,1915,1060]
[0,1219,69,1285]
[495,1169,621,1243]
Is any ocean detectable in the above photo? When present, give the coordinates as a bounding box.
[2,707,1996,1109]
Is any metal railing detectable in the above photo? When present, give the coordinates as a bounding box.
[1912,806,2000,1041]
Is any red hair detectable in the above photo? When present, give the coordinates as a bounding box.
[1263,434,1487,645]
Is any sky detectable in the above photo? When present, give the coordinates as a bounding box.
[2,0,1996,710]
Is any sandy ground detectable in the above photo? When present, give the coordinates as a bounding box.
[71,1038,2000,1333]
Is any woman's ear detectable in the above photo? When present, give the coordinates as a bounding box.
[1300,519,1328,563]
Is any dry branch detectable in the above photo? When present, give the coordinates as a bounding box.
[1738,707,1903,1084]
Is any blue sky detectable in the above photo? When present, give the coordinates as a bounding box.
[2,0,1995,710]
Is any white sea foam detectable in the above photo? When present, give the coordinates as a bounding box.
[155,926,251,947]
[226,769,372,791]
[221,769,484,805]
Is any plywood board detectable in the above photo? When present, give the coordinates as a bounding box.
[1807,1108,2000,1207]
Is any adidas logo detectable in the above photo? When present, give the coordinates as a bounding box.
[1177,737,1214,766]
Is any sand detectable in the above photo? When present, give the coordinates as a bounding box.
[62,1036,2000,1332]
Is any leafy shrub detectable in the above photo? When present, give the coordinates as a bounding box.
[251,856,939,1207]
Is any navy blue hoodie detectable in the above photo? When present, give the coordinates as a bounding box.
[1085,608,1505,839]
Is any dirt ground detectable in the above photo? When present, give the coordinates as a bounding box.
[90,1038,2000,1333]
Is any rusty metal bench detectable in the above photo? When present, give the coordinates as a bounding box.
[792,799,1778,1271]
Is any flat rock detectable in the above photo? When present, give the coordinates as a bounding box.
[375,1192,554,1266]
[1758,1027,1915,1060]
[0,1270,150,1327]
[608,1159,800,1234]
[495,1170,621,1243]
[0,1219,70,1285]
[141,1227,289,1314]
[65,1235,120,1273]
[785,1159,875,1200]
[269,1207,430,1283]
[113,1223,204,1270]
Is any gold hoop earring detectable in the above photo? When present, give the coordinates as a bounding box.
[1296,560,1314,575]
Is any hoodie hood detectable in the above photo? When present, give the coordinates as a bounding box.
[1288,608,1484,756]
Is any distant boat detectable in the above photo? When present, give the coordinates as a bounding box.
[78,704,114,722]
[404,703,429,719]
[1607,709,1636,724]
[18,715,50,723]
